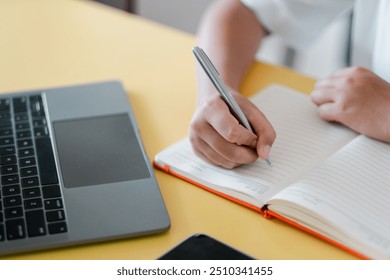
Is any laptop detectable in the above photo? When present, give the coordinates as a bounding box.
[0,81,170,256]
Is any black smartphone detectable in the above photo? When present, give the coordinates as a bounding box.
[158,234,254,260]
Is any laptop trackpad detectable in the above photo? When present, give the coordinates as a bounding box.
[53,114,151,188]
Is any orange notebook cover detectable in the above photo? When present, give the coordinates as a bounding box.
[153,161,369,260]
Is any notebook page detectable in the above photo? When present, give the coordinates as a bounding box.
[155,85,357,205]
[270,136,390,258]
[234,85,357,195]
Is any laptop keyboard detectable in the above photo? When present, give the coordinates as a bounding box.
[0,94,67,242]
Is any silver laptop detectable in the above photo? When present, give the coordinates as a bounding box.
[0,81,170,256]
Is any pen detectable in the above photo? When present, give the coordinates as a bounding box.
[192,46,272,166]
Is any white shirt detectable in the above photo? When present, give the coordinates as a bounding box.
[241,0,390,81]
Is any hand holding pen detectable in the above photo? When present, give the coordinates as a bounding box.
[190,46,276,168]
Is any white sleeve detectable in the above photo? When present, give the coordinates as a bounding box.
[241,0,354,50]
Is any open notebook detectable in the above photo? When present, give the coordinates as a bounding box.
[154,84,390,260]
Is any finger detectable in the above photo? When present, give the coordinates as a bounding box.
[314,77,336,89]
[245,108,276,160]
[191,137,242,169]
[207,99,258,147]
[198,123,259,165]
[311,88,335,105]
[317,102,340,122]
[254,122,276,160]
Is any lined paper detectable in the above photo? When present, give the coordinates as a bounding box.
[271,136,390,258]
[235,85,357,189]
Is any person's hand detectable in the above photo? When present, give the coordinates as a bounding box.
[311,67,390,142]
[189,89,276,169]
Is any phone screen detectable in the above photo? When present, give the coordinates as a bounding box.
[158,234,254,260]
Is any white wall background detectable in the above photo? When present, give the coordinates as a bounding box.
[137,0,212,34]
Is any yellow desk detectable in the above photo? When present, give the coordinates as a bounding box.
[0,0,356,260]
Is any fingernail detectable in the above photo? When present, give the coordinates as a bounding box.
[263,145,271,159]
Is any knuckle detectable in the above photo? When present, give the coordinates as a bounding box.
[203,95,222,111]
[266,126,277,140]
[335,99,347,113]
[269,129,277,142]
[342,67,367,85]
[343,66,363,76]
[349,66,367,75]
[189,118,203,134]
[225,125,240,142]
[343,75,355,86]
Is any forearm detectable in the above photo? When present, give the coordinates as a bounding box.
[195,0,268,104]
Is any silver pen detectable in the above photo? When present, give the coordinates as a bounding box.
[192,46,272,166]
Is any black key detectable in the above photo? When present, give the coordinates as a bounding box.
[0,98,10,112]
[15,123,30,131]
[30,95,43,103]
[0,128,13,137]
[0,224,5,241]
[31,111,45,118]
[5,206,23,219]
[20,166,38,177]
[34,127,48,137]
[33,118,46,127]
[19,157,36,167]
[14,114,28,122]
[0,113,11,122]
[44,199,63,210]
[26,210,46,237]
[22,187,41,199]
[30,95,44,113]
[6,218,26,240]
[2,185,21,196]
[3,195,22,208]
[17,131,32,139]
[46,210,65,222]
[0,145,15,156]
[24,198,42,210]
[0,137,14,146]
[42,185,61,199]
[48,222,67,235]
[0,155,17,165]
[1,174,19,185]
[17,139,33,148]
[0,120,11,128]
[18,148,34,158]
[1,164,18,175]
[13,97,27,114]
[35,138,58,185]
[21,177,39,188]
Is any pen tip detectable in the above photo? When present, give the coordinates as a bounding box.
[265,158,273,167]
